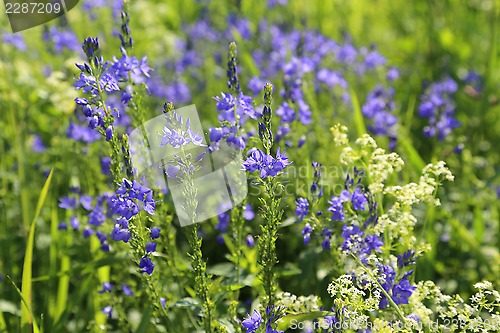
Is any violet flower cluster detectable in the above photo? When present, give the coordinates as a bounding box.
[300,170,378,252]
[57,178,157,274]
[243,147,291,179]
[362,86,398,149]
[295,197,309,221]
[2,32,27,51]
[71,37,151,144]
[297,168,418,310]
[209,42,259,153]
[215,203,255,244]
[147,17,398,149]
[241,306,284,333]
[377,265,416,308]
[97,281,134,319]
[209,92,259,151]
[159,109,208,180]
[43,26,81,54]
[418,77,460,140]
[160,112,205,149]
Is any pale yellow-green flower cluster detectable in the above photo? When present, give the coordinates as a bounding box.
[0,56,78,116]
[327,274,381,323]
[385,161,454,207]
[330,124,349,146]
[323,126,500,333]
[330,124,454,250]
[330,125,405,193]
[275,291,321,314]
[367,148,404,194]
[325,276,500,332]
[375,159,453,249]
[42,70,79,115]
[407,280,500,332]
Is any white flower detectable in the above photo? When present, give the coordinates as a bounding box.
[330,124,349,146]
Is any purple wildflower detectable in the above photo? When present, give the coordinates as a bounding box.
[145,242,157,253]
[150,227,160,239]
[59,197,77,210]
[392,278,417,305]
[244,204,255,220]
[102,306,112,318]
[351,188,368,211]
[139,256,154,275]
[246,235,255,247]
[69,216,80,230]
[302,223,313,246]
[242,310,262,333]
[83,227,94,238]
[328,196,346,221]
[295,197,309,221]
[243,148,291,178]
[98,282,113,294]
[2,32,27,51]
[122,283,134,296]
[362,86,398,138]
[418,78,460,140]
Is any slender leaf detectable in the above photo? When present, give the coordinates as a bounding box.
[135,306,152,333]
[349,87,366,136]
[277,311,331,331]
[8,277,40,333]
[398,135,426,171]
[21,167,54,333]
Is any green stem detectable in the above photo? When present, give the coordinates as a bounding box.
[177,143,218,332]
[258,179,282,308]
[351,254,406,322]
[186,224,213,332]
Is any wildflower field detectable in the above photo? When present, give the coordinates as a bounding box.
[1,0,500,332]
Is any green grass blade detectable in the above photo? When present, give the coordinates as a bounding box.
[8,277,40,333]
[277,311,331,331]
[8,99,30,229]
[51,275,95,331]
[55,252,70,323]
[31,254,128,282]
[0,311,6,332]
[404,94,417,130]
[135,306,152,333]
[398,135,426,171]
[349,87,366,136]
[399,93,426,172]
[47,199,58,322]
[473,204,485,244]
[21,167,54,333]
[91,236,111,327]
[447,214,498,277]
